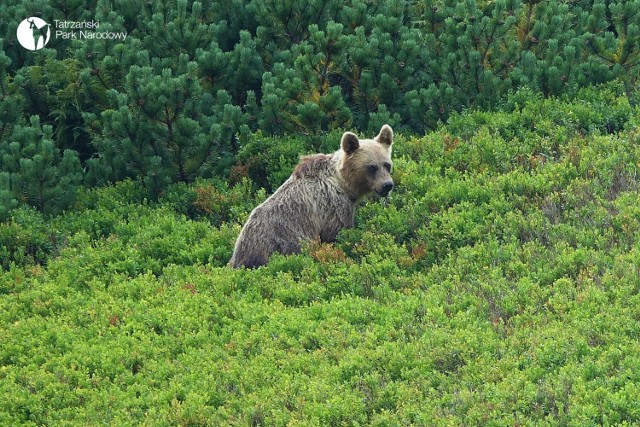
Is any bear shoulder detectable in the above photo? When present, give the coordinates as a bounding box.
[292,153,333,179]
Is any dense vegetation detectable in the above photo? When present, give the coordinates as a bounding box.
[2,82,640,425]
[2,0,640,424]
[2,0,640,215]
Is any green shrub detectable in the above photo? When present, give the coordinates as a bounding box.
[160,178,263,225]
[0,207,54,270]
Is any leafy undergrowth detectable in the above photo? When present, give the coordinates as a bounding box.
[2,84,640,425]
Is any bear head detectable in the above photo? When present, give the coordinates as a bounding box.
[339,124,394,200]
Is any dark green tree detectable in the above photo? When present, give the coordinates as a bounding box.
[0,115,82,215]
[259,20,352,135]
[85,56,248,196]
[0,40,23,146]
[1,40,23,219]
[581,0,640,100]
[341,5,426,132]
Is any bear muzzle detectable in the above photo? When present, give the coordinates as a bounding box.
[377,181,394,197]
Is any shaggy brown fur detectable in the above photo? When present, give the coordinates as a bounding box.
[293,154,332,179]
[229,125,394,268]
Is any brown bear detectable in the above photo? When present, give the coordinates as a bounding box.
[229,125,395,268]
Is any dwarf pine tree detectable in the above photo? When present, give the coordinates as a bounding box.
[1,41,23,219]
[0,116,82,215]
[0,41,23,146]
[144,0,220,64]
[581,0,640,99]
[88,58,214,195]
[196,29,260,144]
[0,173,18,221]
[260,21,352,135]
[340,4,425,133]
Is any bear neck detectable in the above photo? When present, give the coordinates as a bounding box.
[333,150,367,202]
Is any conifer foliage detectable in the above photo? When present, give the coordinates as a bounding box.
[1,0,640,214]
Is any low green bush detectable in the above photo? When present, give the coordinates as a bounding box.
[0,207,53,271]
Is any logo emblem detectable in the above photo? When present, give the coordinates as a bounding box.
[16,17,51,51]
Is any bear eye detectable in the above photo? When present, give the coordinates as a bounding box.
[384,163,392,172]
[367,165,378,175]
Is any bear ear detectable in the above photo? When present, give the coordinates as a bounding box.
[376,124,394,147]
[341,132,360,155]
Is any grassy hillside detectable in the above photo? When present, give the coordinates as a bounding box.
[2,83,640,425]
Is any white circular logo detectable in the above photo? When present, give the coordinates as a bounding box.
[16,17,51,51]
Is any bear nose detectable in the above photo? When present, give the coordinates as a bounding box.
[380,182,394,196]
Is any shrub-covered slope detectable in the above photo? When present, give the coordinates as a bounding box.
[1,85,640,425]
